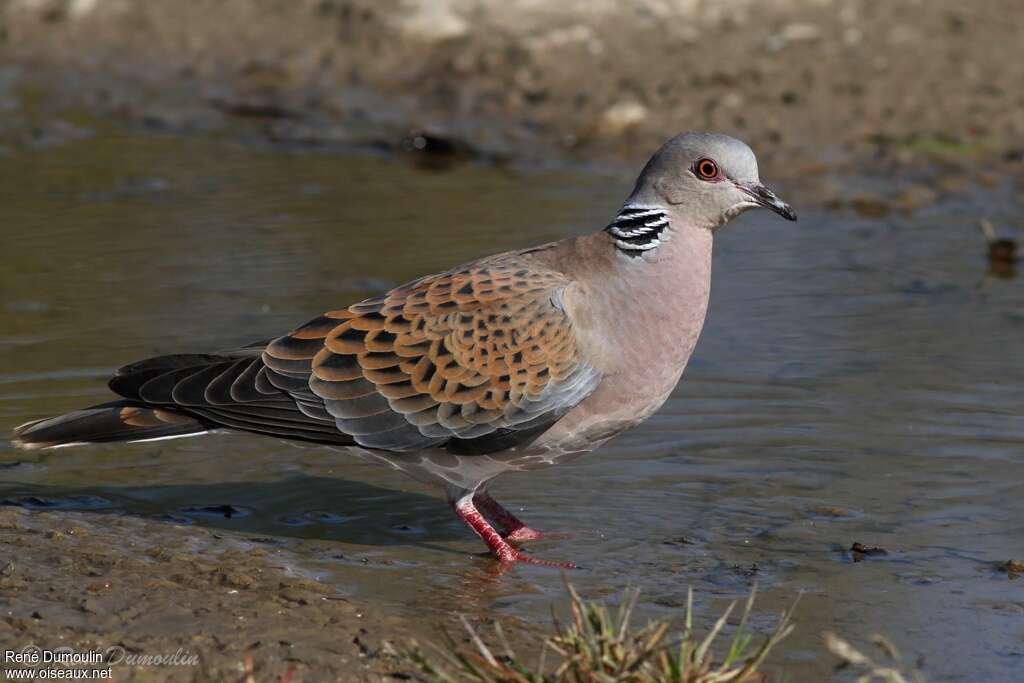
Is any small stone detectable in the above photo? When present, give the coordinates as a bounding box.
[850,542,888,561]
[146,547,173,562]
[722,92,744,109]
[594,101,649,137]
[394,2,467,42]
[767,23,821,51]
[998,559,1024,578]
[218,570,255,590]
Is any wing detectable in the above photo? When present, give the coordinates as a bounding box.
[108,351,356,446]
[262,253,601,454]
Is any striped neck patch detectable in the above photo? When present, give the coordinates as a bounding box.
[605,205,670,255]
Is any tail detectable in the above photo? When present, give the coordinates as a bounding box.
[11,400,208,450]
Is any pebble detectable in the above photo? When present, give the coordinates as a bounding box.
[766,23,822,51]
[594,101,649,137]
[395,2,468,42]
[998,559,1024,578]
[218,569,256,590]
[850,542,888,562]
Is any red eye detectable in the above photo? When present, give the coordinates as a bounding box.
[695,158,719,180]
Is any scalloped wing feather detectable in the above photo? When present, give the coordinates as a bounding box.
[263,255,601,453]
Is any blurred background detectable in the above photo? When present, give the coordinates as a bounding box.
[0,1,1022,682]
[4,0,1024,181]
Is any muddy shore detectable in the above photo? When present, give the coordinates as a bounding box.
[0,506,427,681]
[4,0,1024,194]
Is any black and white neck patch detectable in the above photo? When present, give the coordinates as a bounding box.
[605,204,670,255]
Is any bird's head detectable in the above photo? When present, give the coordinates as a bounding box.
[627,131,796,231]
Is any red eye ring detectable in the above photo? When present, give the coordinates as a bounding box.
[695,158,719,180]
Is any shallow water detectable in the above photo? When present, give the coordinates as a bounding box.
[1,122,1022,681]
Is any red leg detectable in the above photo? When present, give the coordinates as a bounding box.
[473,490,544,542]
[451,494,574,568]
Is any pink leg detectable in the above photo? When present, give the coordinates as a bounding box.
[473,490,544,542]
[451,494,574,568]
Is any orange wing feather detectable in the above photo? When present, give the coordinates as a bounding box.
[263,254,600,452]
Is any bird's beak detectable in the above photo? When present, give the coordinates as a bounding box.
[740,182,797,221]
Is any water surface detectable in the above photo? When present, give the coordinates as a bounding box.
[1,123,1022,682]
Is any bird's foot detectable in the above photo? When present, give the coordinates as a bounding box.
[454,493,574,569]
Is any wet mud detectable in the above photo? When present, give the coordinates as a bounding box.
[0,506,421,681]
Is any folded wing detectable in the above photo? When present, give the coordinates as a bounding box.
[263,253,601,454]
[102,253,601,456]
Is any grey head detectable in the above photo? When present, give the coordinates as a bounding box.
[606,131,795,254]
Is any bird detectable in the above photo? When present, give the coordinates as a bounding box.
[11,131,796,567]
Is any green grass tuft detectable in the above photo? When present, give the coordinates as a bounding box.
[406,580,797,683]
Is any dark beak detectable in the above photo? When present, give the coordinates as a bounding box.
[741,182,797,221]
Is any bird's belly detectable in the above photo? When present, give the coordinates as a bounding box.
[532,371,676,454]
[342,443,575,491]
[338,374,676,491]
